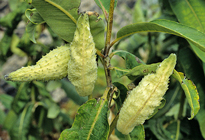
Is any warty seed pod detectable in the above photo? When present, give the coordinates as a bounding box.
[5,45,70,82]
[117,54,177,135]
[67,13,97,97]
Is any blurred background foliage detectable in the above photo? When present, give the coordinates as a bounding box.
[0,0,205,139]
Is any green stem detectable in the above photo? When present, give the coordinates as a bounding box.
[38,108,45,128]
[104,0,115,56]
[178,92,185,119]
[124,134,131,140]
[175,120,180,140]
[31,86,36,103]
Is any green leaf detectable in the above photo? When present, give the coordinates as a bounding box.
[0,109,6,125]
[94,0,117,13]
[33,81,52,98]
[0,33,12,56]
[25,8,44,24]
[172,70,200,120]
[169,0,205,62]
[3,109,18,131]
[169,0,205,32]
[0,94,13,109]
[113,82,128,110]
[59,98,109,140]
[148,117,177,140]
[89,14,105,50]
[116,19,205,52]
[124,62,160,79]
[133,0,145,23]
[130,125,145,140]
[25,8,45,43]
[47,103,60,119]
[10,103,34,140]
[32,0,80,42]
[111,50,145,69]
[113,62,160,80]
[178,47,205,138]
[148,99,166,119]
[61,79,87,105]
[11,83,30,113]
[10,34,27,57]
[113,67,130,78]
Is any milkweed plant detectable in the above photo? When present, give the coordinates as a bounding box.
[1,0,205,139]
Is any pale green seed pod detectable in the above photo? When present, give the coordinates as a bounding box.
[67,13,97,97]
[5,46,70,82]
[117,54,176,135]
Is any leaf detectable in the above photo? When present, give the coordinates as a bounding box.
[178,47,205,138]
[169,0,205,62]
[11,83,30,113]
[172,70,200,120]
[10,34,27,57]
[0,109,6,125]
[47,103,60,119]
[25,8,44,24]
[94,0,117,13]
[59,97,109,140]
[124,62,160,79]
[113,82,128,110]
[113,62,160,80]
[148,99,166,119]
[61,79,88,105]
[110,50,145,69]
[169,0,205,32]
[130,125,145,140]
[10,103,34,140]
[0,33,12,56]
[89,14,105,50]
[31,0,80,42]
[148,117,176,140]
[3,109,18,131]
[25,8,45,43]
[116,19,205,52]
[0,94,13,109]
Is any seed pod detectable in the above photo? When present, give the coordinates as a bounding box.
[117,54,176,135]
[67,13,97,97]
[5,46,70,82]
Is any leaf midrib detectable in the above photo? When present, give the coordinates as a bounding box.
[45,0,77,24]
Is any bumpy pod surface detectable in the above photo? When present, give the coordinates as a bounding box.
[117,54,176,135]
[67,13,97,97]
[5,46,70,82]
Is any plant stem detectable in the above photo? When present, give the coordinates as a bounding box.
[124,134,131,140]
[178,92,185,119]
[175,120,180,140]
[104,0,115,56]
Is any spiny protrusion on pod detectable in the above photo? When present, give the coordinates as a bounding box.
[117,54,176,135]
[4,45,70,82]
[67,13,97,97]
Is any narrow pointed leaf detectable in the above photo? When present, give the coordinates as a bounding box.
[59,98,109,140]
[116,19,205,52]
[172,70,200,119]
